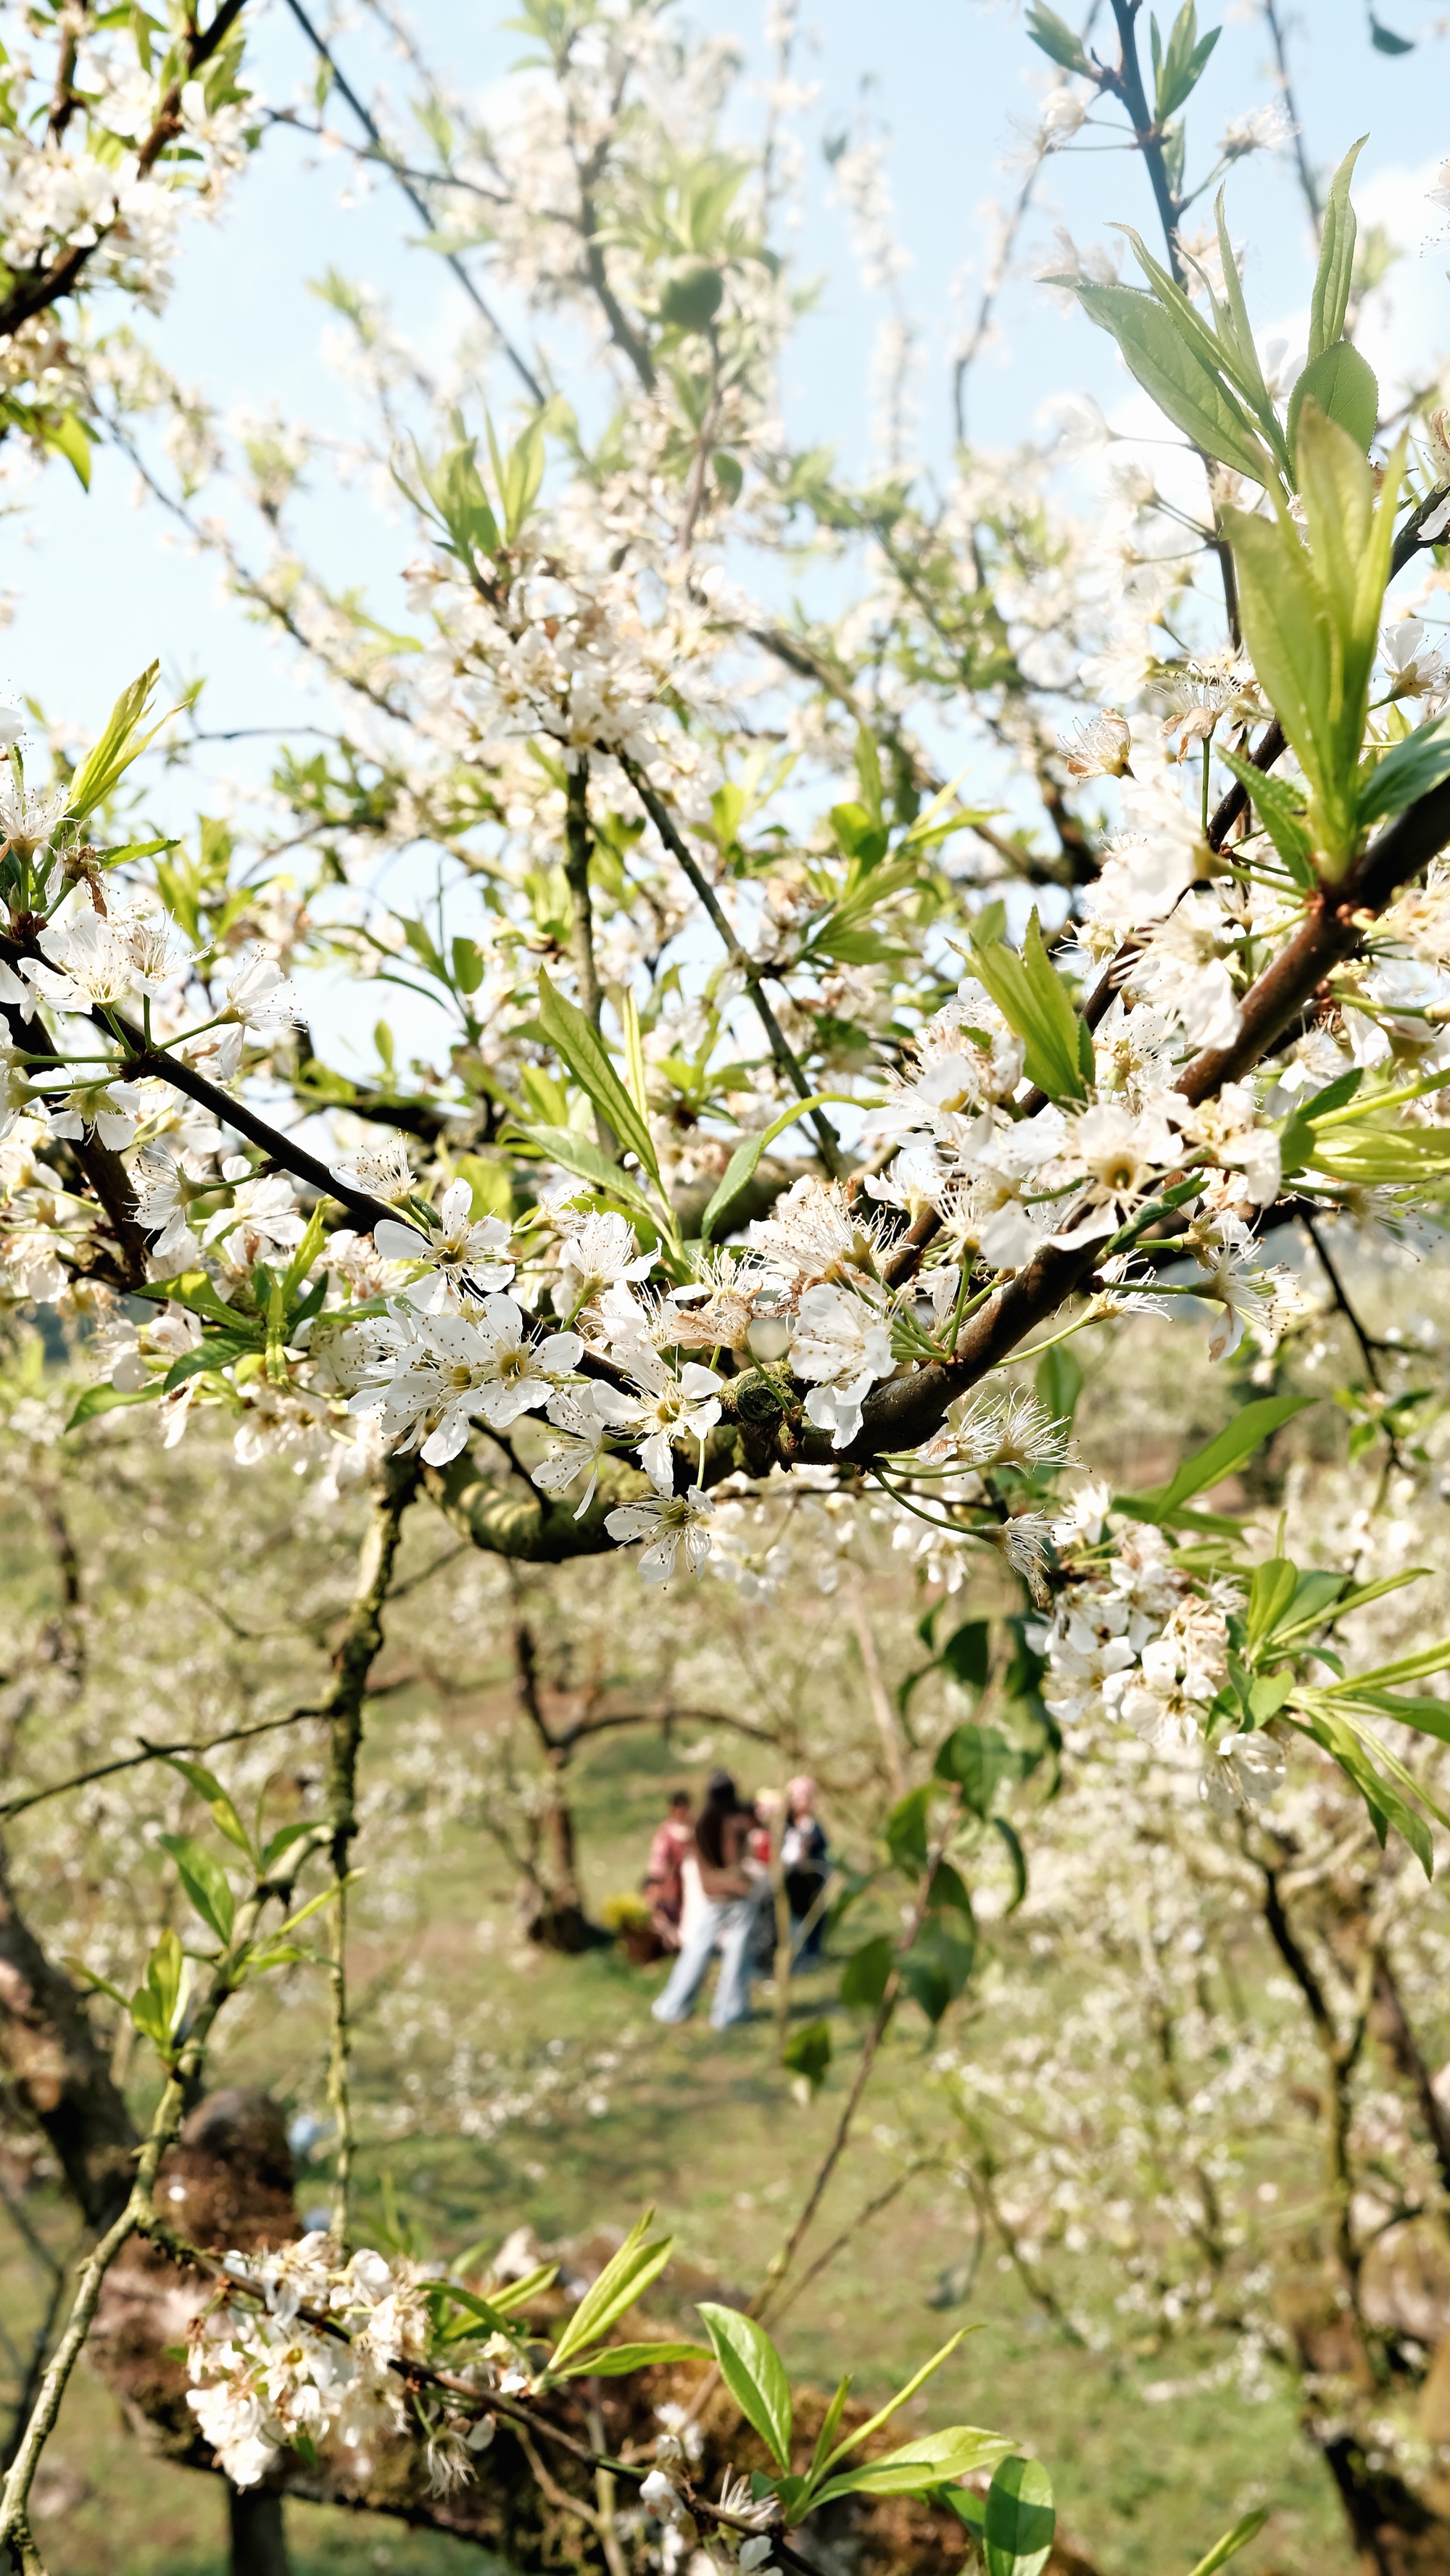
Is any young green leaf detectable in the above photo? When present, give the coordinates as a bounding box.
[1357,712,1450,828]
[549,2212,674,2372]
[163,1757,253,1863]
[558,2339,709,2377]
[696,2303,793,2469]
[508,1123,658,1223]
[806,2375,853,2485]
[1286,341,1378,460]
[781,2017,832,2096]
[839,1933,894,2010]
[1186,2508,1270,2576]
[969,910,1090,1102]
[478,2261,560,2314]
[1067,283,1272,483]
[1024,2,1088,72]
[1245,1557,1300,1653]
[159,1832,236,1947]
[700,1094,850,1242]
[1300,1707,1434,1874]
[1217,744,1315,878]
[1152,2,1219,119]
[67,664,173,822]
[984,2454,1056,2576]
[811,2424,1010,2506]
[536,971,663,1189]
[65,1382,165,1432]
[1308,139,1367,361]
[1121,1395,1312,1522]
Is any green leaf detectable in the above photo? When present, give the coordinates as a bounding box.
[1034,1341,1082,1428]
[548,2211,673,2372]
[1124,1396,1312,1521]
[969,909,1090,1102]
[1246,1556,1300,1652]
[938,1618,990,1697]
[553,2340,708,2378]
[1219,504,1337,827]
[1153,4,1219,119]
[855,723,884,826]
[261,1821,316,1872]
[1277,1067,1363,1177]
[782,2018,832,2095]
[536,970,663,1189]
[901,1914,975,2024]
[1328,1690,1450,1742]
[1069,282,1272,481]
[840,1933,894,2010]
[65,1382,163,1431]
[1024,2,1088,72]
[1301,1706,1433,1874]
[423,2282,531,2342]
[486,411,546,542]
[508,1123,658,1223]
[886,1782,932,1871]
[992,1814,1029,1914]
[700,1093,849,1242]
[158,1832,236,1946]
[811,2424,1011,2506]
[162,1758,252,1863]
[935,1722,1015,1817]
[68,663,171,823]
[1358,713,1450,828]
[280,1201,328,1310]
[1287,340,1379,460]
[806,2376,853,2485]
[1307,1123,1450,1185]
[1217,744,1316,879]
[42,409,94,489]
[1369,14,1414,51]
[1309,140,1367,361]
[1320,1637,1450,1694]
[140,1927,188,2048]
[696,2304,792,2471]
[985,2454,1056,2576]
[486,2261,560,2314]
[1187,2507,1270,2576]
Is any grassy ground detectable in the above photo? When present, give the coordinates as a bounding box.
[10,1706,1350,2576]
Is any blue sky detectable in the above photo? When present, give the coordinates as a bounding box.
[8,0,1449,765]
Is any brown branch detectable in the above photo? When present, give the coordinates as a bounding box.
[613,750,843,1176]
[0,1705,331,1825]
[848,775,1450,1466]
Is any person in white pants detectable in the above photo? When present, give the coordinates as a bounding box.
[651,1770,764,2029]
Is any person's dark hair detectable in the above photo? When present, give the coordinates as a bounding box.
[668,1789,692,1812]
[695,1769,738,1869]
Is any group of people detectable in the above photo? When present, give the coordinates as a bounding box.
[642,1771,830,2030]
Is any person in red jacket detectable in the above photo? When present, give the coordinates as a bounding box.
[644,1789,695,1951]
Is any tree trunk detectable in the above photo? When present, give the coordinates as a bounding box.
[229,2486,291,2576]
[0,1830,137,2227]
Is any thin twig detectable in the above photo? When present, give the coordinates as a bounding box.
[278,0,545,405]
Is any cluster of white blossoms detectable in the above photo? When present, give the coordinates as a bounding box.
[1032,1516,1284,1813]
[407,541,736,817]
[0,4,255,420]
[186,2234,495,2494]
